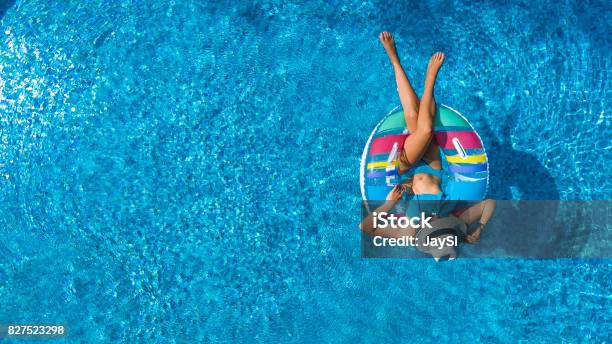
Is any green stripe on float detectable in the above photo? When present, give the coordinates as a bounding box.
[434,106,471,128]
[377,111,406,132]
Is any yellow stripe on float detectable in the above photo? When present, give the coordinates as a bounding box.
[367,160,399,169]
[446,154,487,164]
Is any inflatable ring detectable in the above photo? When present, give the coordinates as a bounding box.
[360,104,489,201]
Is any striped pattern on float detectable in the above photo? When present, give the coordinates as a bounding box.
[359,104,489,201]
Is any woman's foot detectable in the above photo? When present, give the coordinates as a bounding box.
[379,31,400,65]
[425,52,445,86]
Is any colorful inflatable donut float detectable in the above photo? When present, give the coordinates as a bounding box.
[360,104,489,201]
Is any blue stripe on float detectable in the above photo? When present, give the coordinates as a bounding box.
[447,163,488,173]
[367,170,398,178]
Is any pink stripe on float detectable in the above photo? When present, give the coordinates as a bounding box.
[435,131,482,149]
[369,134,408,155]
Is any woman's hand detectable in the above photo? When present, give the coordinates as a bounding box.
[466,229,481,243]
[466,223,485,243]
[385,185,405,203]
[360,185,404,234]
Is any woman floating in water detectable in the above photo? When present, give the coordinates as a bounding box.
[360,32,495,244]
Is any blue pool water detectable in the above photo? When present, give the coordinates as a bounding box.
[0,0,610,342]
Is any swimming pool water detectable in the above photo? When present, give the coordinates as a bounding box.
[0,0,610,342]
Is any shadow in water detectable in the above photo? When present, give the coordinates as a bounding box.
[0,0,15,21]
[479,116,559,200]
[462,200,607,258]
[459,117,596,258]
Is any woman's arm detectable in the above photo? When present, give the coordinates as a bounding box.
[359,185,417,238]
[459,199,496,243]
[359,200,395,235]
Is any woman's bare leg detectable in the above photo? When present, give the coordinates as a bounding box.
[399,52,445,166]
[379,32,419,133]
